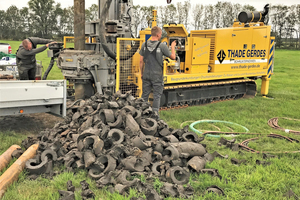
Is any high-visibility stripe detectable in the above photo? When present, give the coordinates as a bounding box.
[267,39,275,77]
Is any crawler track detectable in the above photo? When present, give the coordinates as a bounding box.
[160,79,257,110]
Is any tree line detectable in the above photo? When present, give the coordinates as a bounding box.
[0,0,300,49]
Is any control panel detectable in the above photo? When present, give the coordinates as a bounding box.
[169,37,186,51]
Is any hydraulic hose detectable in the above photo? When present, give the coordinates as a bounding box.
[268,117,300,135]
[102,40,140,61]
[42,51,60,80]
[42,57,55,80]
[98,0,139,61]
[189,120,249,138]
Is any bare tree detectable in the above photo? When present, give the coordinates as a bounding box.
[140,6,156,29]
[86,4,98,22]
[176,0,191,29]
[223,2,234,27]
[202,5,208,29]
[285,6,297,48]
[270,5,289,48]
[158,4,177,27]
[192,4,204,30]
[131,5,144,37]
[214,2,223,28]
[157,4,177,38]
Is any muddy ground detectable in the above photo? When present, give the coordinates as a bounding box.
[0,113,63,134]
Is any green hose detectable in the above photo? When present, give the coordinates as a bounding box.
[189,120,249,138]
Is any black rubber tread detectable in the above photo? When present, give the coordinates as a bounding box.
[140,118,158,136]
[182,132,200,143]
[25,157,49,175]
[131,136,150,150]
[134,110,142,125]
[107,129,125,144]
[121,105,137,116]
[162,145,180,161]
[116,170,139,186]
[205,185,225,196]
[99,109,115,124]
[187,156,206,172]
[84,150,96,168]
[165,166,190,184]
[41,149,58,162]
[107,115,123,128]
[160,79,257,109]
[151,162,163,176]
[172,142,206,157]
[97,155,117,174]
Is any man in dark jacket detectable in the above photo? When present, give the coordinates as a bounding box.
[16,37,55,80]
[139,26,176,117]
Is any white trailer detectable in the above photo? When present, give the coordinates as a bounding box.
[0,80,67,117]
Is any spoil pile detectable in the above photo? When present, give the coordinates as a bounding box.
[22,91,224,199]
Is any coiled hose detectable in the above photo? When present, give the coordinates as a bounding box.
[268,117,300,135]
[189,120,249,138]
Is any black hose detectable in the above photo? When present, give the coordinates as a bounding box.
[102,44,117,60]
[98,0,139,61]
[102,41,140,61]
[127,7,132,25]
[42,52,60,80]
[42,57,55,80]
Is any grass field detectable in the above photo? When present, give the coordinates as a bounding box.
[1,40,300,199]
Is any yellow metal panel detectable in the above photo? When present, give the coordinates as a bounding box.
[192,37,210,65]
[63,36,75,48]
[163,24,189,37]
[116,38,121,92]
[210,27,269,73]
[252,27,268,51]
[188,65,208,74]
[252,27,269,69]
[212,29,232,72]
[232,29,252,52]
[190,30,216,69]
[184,37,193,68]
[152,10,157,27]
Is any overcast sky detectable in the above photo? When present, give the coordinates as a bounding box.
[0,0,298,11]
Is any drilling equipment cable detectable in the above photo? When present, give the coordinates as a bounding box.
[189,120,249,138]
[268,117,300,135]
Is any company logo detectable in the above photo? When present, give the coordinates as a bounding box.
[217,50,226,64]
